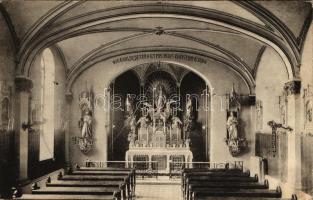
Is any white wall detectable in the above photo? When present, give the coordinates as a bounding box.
[255,47,289,133]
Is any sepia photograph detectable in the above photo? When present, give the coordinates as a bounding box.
[0,0,312,199]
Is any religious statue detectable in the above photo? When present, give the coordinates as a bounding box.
[224,85,247,157]
[76,88,94,154]
[226,112,238,140]
[129,115,137,133]
[79,110,93,138]
[155,86,166,113]
[306,101,313,123]
[185,95,192,119]
[125,94,134,115]
[137,115,149,129]
[171,116,182,129]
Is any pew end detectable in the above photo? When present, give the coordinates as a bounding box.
[46,176,51,184]
[264,179,269,189]
[276,186,282,197]
[291,194,298,200]
[57,172,63,180]
[31,182,40,191]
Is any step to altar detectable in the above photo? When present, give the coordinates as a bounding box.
[137,176,181,185]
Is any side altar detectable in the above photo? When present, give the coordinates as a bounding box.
[125,86,193,173]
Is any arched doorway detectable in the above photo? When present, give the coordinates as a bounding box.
[108,62,211,168]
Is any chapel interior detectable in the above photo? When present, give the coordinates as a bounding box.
[0,1,312,200]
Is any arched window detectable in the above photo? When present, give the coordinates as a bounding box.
[39,48,55,161]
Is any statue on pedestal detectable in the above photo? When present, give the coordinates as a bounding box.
[171,116,182,129]
[226,112,238,141]
[155,86,166,113]
[224,85,247,157]
[80,110,93,138]
[137,115,149,129]
[77,89,94,154]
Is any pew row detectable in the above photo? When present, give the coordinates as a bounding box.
[181,168,283,200]
[190,186,282,200]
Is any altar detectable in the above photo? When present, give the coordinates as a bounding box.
[126,147,193,173]
[125,85,193,173]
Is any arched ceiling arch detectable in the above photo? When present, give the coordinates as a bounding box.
[65,46,255,95]
[1,1,310,82]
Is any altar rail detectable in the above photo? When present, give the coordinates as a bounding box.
[169,161,244,177]
[85,160,159,178]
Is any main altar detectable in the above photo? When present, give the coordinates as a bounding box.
[125,85,193,173]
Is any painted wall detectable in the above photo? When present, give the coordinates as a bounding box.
[69,51,253,166]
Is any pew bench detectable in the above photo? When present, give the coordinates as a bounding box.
[46,180,124,187]
[69,169,136,193]
[184,180,269,200]
[15,194,119,200]
[190,186,282,200]
[32,186,120,195]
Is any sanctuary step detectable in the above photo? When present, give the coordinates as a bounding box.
[78,167,131,171]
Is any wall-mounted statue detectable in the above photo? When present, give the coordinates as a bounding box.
[226,112,238,141]
[256,99,263,131]
[183,95,194,140]
[76,87,94,154]
[303,85,313,131]
[224,85,247,157]
[0,81,12,132]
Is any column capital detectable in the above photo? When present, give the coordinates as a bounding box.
[65,92,73,103]
[15,76,33,92]
[283,80,301,96]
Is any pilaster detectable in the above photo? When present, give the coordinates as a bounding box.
[284,80,302,190]
[14,76,33,181]
[64,92,73,170]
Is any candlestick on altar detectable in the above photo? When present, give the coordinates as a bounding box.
[170,127,172,145]
[163,120,165,133]
[152,88,156,132]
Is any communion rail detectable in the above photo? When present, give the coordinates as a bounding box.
[169,161,244,177]
[84,160,159,179]
[83,160,243,178]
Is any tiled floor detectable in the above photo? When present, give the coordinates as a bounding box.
[136,183,182,200]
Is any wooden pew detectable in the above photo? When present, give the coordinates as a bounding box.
[190,186,282,200]
[56,172,132,199]
[32,186,120,195]
[47,179,130,199]
[184,179,269,200]
[46,180,124,187]
[181,169,250,189]
[182,174,259,196]
[73,166,136,194]
[15,194,119,200]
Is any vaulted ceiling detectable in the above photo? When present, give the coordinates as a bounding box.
[1,1,312,85]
